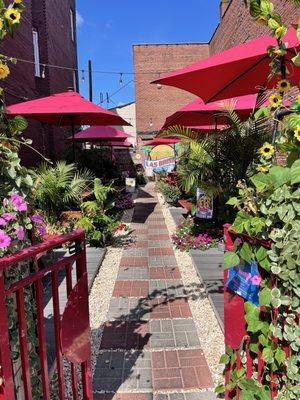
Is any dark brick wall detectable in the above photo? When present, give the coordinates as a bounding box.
[0,0,78,165]
[210,0,298,54]
[134,43,210,137]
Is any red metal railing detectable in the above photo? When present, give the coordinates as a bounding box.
[0,230,93,400]
[223,224,276,400]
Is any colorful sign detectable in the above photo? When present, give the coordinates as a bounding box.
[196,188,213,219]
[143,144,176,176]
[226,261,261,306]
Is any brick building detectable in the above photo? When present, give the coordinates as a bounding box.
[0,0,78,164]
[134,0,297,139]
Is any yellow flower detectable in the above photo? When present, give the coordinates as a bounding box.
[256,165,269,173]
[14,0,23,3]
[269,93,282,108]
[273,48,286,57]
[275,26,286,39]
[5,8,21,24]
[297,94,300,103]
[0,63,10,79]
[277,79,291,92]
[259,143,275,159]
[294,126,300,142]
[256,16,268,25]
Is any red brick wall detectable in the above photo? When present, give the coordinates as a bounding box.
[0,0,78,165]
[210,0,298,54]
[134,43,210,137]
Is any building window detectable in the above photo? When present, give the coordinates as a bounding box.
[70,9,75,42]
[32,29,41,77]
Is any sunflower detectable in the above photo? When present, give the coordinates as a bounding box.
[294,126,300,142]
[269,93,282,108]
[256,165,269,173]
[277,79,291,92]
[259,143,275,159]
[0,64,10,79]
[5,9,21,24]
[273,48,286,57]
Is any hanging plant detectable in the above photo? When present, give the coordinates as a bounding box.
[216,1,300,399]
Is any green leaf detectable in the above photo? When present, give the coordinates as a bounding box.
[240,242,253,263]
[275,348,286,365]
[268,18,280,30]
[224,251,240,269]
[226,197,239,206]
[215,384,225,394]
[292,53,300,67]
[268,166,291,188]
[262,347,274,363]
[219,354,230,364]
[291,159,300,184]
[259,287,271,306]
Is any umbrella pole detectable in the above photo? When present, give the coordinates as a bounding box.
[72,122,76,162]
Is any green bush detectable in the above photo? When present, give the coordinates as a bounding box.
[159,182,181,205]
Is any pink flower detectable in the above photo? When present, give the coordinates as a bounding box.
[38,225,47,237]
[15,226,25,240]
[0,230,12,249]
[0,218,7,226]
[251,275,262,286]
[2,213,17,222]
[10,194,27,212]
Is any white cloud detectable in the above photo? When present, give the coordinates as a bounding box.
[76,11,84,28]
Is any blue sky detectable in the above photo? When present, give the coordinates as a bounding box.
[76,1,220,106]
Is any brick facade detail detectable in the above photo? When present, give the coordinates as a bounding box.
[0,0,78,165]
[134,43,210,137]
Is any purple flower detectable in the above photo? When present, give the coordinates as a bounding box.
[251,275,262,286]
[2,213,17,222]
[0,218,7,226]
[10,194,27,212]
[31,214,44,225]
[0,230,12,249]
[37,225,47,237]
[15,226,25,241]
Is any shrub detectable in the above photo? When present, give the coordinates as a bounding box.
[115,192,134,210]
[159,182,181,205]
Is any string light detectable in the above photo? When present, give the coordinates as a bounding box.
[149,118,153,127]
[81,69,85,83]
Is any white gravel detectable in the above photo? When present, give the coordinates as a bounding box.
[157,192,224,385]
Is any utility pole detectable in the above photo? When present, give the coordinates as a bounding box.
[88,59,93,102]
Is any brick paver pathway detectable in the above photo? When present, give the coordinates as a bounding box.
[93,184,215,400]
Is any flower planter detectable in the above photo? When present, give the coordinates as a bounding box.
[178,199,193,212]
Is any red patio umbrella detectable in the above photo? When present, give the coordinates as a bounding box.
[153,28,299,103]
[7,91,130,159]
[71,126,132,142]
[107,139,133,148]
[161,94,262,130]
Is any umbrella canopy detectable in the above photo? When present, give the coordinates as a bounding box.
[153,28,299,103]
[107,139,133,148]
[161,94,261,130]
[143,138,180,147]
[7,91,130,126]
[71,126,132,142]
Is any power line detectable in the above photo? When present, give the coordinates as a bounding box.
[2,54,166,77]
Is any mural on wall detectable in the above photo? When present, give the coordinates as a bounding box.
[143,144,179,176]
